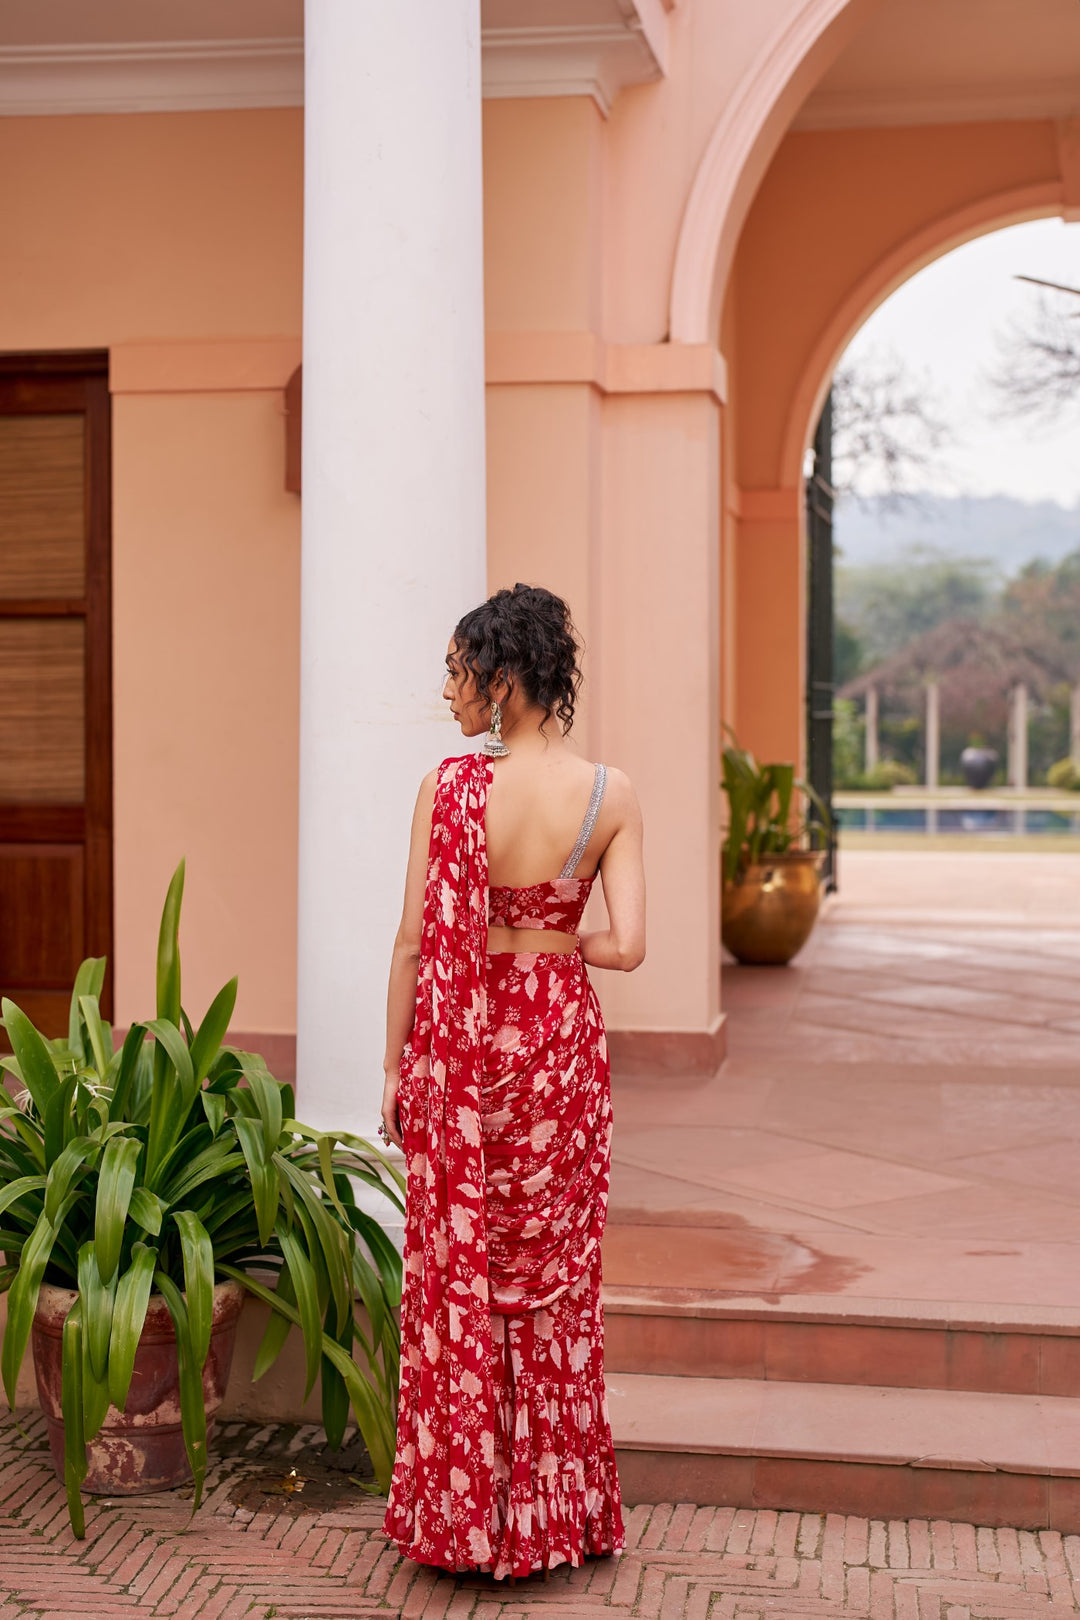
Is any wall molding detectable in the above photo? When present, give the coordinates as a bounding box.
[0,38,303,117]
[110,338,302,396]
[481,19,667,118]
[669,0,879,344]
[0,8,670,120]
[794,82,1080,133]
[485,331,727,401]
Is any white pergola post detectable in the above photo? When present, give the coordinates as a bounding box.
[1008,683,1029,791]
[297,0,487,1135]
[1071,683,1080,764]
[865,685,879,774]
[924,681,940,791]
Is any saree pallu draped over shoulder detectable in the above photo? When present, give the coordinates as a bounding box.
[384,752,624,1579]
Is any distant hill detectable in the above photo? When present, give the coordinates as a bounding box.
[834,493,1080,579]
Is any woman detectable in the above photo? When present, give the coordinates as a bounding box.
[380,583,646,1582]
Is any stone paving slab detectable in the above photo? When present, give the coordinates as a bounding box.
[1,1414,1079,1618]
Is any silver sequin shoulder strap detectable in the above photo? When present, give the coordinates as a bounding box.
[560,762,608,879]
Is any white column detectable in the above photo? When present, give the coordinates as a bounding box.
[925,681,940,791]
[298,0,487,1135]
[865,685,879,774]
[1008,682,1029,790]
[1071,683,1080,764]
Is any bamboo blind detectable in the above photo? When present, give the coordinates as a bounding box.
[0,414,85,599]
[0,620,85,803]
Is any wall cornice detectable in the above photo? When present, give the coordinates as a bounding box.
[0,5,669,119]
[0,38,304,116]
[482,15,667,117]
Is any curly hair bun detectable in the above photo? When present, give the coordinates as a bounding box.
[453,583,582,734]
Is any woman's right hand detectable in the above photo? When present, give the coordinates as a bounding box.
[380,1066,404,1151]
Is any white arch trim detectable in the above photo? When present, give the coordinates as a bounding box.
[777,181,1066,487]
[669,0,882,345]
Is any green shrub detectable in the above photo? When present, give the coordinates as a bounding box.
[1047,757,1080,791]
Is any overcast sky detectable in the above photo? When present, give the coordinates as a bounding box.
[842,217,1080,508]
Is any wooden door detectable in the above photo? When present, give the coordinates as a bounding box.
[0,353,112,1033]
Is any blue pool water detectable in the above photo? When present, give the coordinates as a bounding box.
[838,806,1080,835]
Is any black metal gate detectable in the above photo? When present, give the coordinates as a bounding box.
[806,392,837,891]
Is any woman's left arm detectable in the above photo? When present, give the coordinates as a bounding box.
[380,768,437,1147]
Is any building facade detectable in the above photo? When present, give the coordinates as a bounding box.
[2,0,1079,1135]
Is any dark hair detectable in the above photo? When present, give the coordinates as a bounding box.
[453,583,582,734]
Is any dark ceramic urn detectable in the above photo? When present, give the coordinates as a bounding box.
[960,746,998,790]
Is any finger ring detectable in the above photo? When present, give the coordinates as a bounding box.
[378,1122,390,1143]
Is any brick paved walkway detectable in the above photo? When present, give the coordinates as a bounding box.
[3,1414,1080,1619]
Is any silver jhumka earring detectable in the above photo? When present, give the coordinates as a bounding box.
[481,700,510,757]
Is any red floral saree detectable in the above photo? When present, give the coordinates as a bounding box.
[383,752,624,1579]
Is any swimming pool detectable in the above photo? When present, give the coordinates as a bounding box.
[837,805,1080,835]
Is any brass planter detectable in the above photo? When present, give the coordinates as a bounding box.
[722,850,824,966]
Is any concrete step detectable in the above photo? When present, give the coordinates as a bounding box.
[603,1284,1080,1397]
[607,1371,1080,1530]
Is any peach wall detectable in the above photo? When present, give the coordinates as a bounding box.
[483,98,605,334]
[0,110,302,344]
[112,391,300,1031]
[0,110,302,1033]
[731,119,1061,491]
[485,382,603,752]
[598,391,722,1040]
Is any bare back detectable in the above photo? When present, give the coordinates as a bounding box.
[485,751,611,887]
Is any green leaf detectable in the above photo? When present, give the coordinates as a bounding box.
[1,999,59,1116]
[274,1220,322,1399]
[66,958,106,1064]
[321,1342,350,1451]
[2,1208,60,1407]
[44,1138,98,1225]
[77,1240,117,1402]
[246,1070,283,1159]
[127,1188,165,1236]
[108,1023,147,1125]
[145,1019,195,1095]
[153,1271,207,1514]
[233,1118,278,1249]
[78,996,110,1081]
[251,1268,296,1382]
[200,1091,226,1136]
[108,1244,157,1413]
[94,1137,142,1284]
[0,1174,46,1223]
[156,860,185,1027]
[60,1300,87,1538]
[43,1071,79,1169]
[190,978,237,1084]
[173,1211,214,1371]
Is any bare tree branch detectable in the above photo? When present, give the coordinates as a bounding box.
[990,290,1080,426]
[830,349,953,509]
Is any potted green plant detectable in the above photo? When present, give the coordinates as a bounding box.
[721,731,830,965]
[0,860,403,1538]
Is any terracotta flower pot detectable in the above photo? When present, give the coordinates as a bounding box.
[722,850,824,965]
[32,1279,245,1495]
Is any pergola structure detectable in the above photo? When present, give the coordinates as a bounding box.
[840,619,1079,788]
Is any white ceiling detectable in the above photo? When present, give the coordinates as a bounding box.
[796,0,1080,129]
